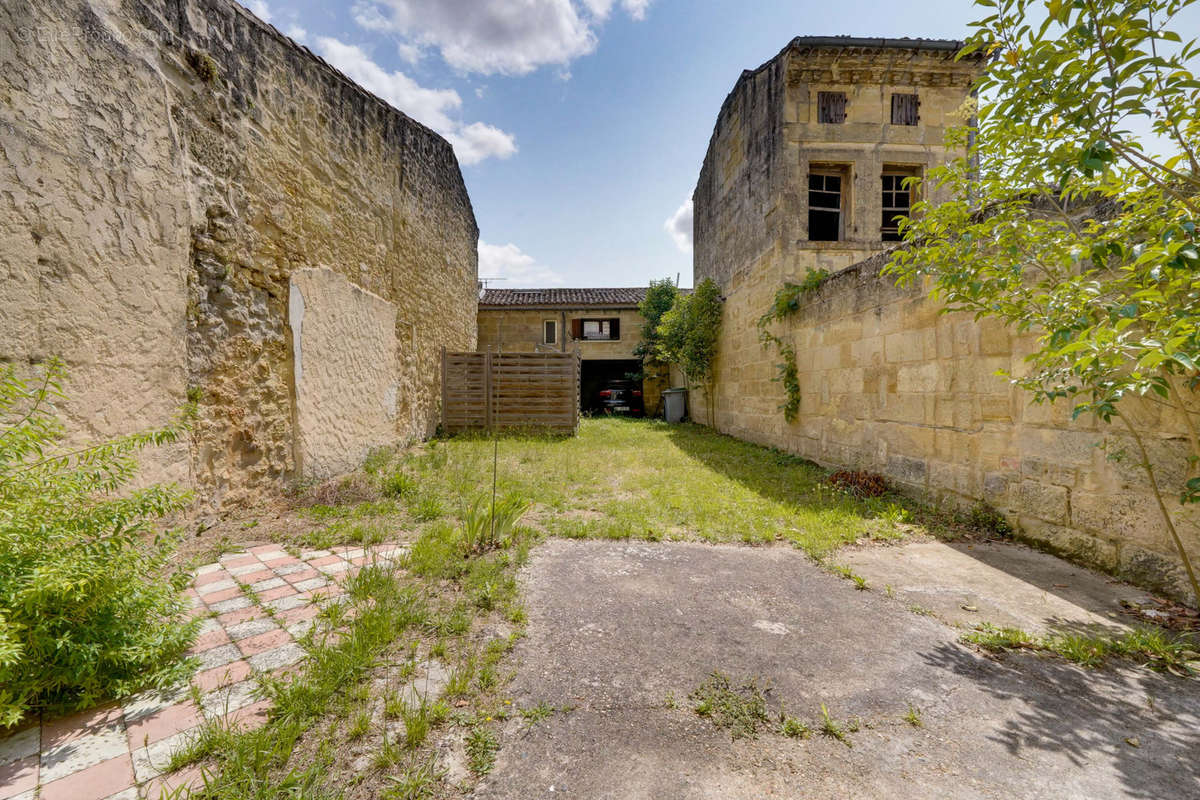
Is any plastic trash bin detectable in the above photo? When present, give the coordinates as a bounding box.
[663,388,687,423]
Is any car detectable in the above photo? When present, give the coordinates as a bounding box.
[596,379,643,416]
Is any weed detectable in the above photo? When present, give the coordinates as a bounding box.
[829,563,869,590]
[965,502,1012,536]
[374,735,404,769]
[445,657,476,697]
[689,671,770,740]
[413,495,445,522]
[384,755,443,800]
[819,703,851,746]
[664,690,677,709]
[965,623,1199,676]
[779,715,810,738]
[363,446,394,476]
[347,709,371,739]
[519,701,555,726]
[907,604,936,617]
[962,623,1039,652]
[826,470,888,498]
[382,470,418,500]
[399,696,434,750]
[465,725,500,775]
[904,703,923,728]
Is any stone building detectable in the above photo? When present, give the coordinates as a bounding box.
[0,0,479,505]
[477,288,669,415]
[693,36,1198,600]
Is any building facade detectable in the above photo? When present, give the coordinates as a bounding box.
[477,288,670,415]
[692,37,1199,601]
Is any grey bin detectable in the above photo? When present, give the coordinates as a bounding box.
[663,388,687,423]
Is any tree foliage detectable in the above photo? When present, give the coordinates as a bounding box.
[886,0,1200,602]
[0,361,198,725]
[634,278,680,363]
[658,279,724,422]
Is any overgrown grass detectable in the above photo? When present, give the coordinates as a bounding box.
[395,419,926,558]
[964,623,1199,675]
[689,671,770,740]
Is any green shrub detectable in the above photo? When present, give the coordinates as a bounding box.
[0,361,197,725]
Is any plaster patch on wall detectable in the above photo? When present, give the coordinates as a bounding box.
[289,268,399,480]
[288,281,305,388]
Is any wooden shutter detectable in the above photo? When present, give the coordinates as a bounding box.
[609,318,620,340]
[570,318,582,340]
[818,92,846,124]
[891,94,919,125]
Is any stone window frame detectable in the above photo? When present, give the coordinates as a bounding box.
[881,164,922,242]
[543,319,558,345]
[808,163,852,242]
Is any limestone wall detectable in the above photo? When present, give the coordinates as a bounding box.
[477,308,647,360]
[1,0,478,503]
[710,252,1200,601]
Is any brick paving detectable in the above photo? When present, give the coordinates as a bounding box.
[0,543,405,800]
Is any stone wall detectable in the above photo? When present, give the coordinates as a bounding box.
[1,0,478,502]
[694,39,1197,600]
[710,251,1200,602]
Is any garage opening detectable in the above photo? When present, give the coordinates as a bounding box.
[581,359,643,415]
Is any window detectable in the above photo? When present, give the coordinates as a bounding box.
[891,93,919,126]
[817,91,847,124]
[881,172,914,241]
[543,319,557,345]
[570,317,621,341]
[808,172,844,241]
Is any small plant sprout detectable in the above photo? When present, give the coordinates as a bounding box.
[465,725,500,775]
[780,715,810,739]
[819,704,851,746]
[904,703,923,728]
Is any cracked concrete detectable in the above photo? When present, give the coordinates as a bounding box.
[475,539,1200,800]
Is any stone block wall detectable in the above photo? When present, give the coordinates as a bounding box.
[1,0,478,503]
[710,251,1200,602]
[477,308,648,360]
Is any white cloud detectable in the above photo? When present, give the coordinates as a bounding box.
[285,25,307,43]
[350,0,652,76]
[314,37,516,165]
[242,0,271,22]
[478,241,564,287]
[664,197,693,253]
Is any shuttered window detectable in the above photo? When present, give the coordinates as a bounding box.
[817,91,847,124]
[571,318,621,340]
[890,93,919,126]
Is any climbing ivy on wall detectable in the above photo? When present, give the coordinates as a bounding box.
[757,269,830,422]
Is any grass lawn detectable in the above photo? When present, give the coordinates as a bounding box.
[365,417,920,559]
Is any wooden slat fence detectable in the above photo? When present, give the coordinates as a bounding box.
[441,349,580,434]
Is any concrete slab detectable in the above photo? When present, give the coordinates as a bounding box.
[839,540,1156,634]
[479,540,1200,800]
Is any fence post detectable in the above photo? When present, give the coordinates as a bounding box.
[484,348,493,432]
[440,346,447,430]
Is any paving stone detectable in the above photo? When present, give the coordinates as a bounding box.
[102,788,137,800]
[192,660,252,693]
[124,702,201,750]
[248,643,305,672]
[40,753,133,800]
[250,577,286,592]
[201,681,260,718]
[122,686,190,724]
[225,617,279,641]
[194,563,222,575]
[40,720,127,784]
[316,561,349,575]
[265,593,308,612]
[219,554,257,568]
[273,563,306,576]
[195,578,236,596]
[258,584,297,602]
[131,729,195,784]
[0,725,40,765]
[277,604,320,625]
[299,549,331,560]
[195,643,242,672]
[254,550,289,562]
[0,754,38,799]
[238,629,292,657]
[8,791,35,800]
[208,595,252,615]
[291,577,328,592]
[224,701,271,732]
[193,570,231,587]
[196,617,223,635]
[140,763,204,800]
[202,587,243,605]
[286,618,315,638]
[40,719,129,783]
[189,627,231,654]
[217,605,265,626]
[238,569,275,584]
[227,562,264,577]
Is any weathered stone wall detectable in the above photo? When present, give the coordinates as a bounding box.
[477,307,647,360]
[711,253,1199,601]
[1,0,478,503]
[694,39,1197,600]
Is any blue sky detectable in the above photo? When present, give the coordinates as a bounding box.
[239,1,994,287]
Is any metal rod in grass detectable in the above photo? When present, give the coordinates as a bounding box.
[490,436,498,547]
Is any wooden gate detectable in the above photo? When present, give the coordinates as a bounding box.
[441,349,580,434]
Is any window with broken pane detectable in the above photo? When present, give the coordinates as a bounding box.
[809,172,843,241]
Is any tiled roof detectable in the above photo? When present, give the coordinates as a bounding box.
[479,287,650,308]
